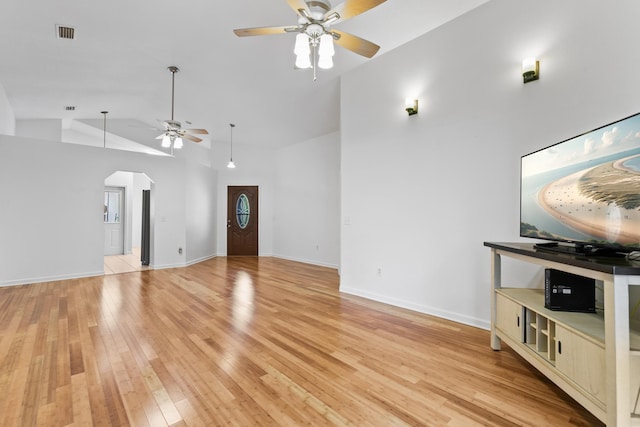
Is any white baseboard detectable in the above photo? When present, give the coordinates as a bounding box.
[339,286,490,331]
[213,253,338,269]
[1,255,220,286]
[0,270,105,287]
[272,254,339,269]
[185,254,216,266]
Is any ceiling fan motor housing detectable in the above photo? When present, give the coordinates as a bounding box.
[306,0,331,19]
[165,120,182,130]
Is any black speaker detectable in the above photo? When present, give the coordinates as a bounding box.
[544,269,596,313]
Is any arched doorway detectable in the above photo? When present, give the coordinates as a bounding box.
[103,171,154,274]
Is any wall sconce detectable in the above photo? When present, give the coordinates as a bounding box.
[522,57,539,83]
[405,98,418,116]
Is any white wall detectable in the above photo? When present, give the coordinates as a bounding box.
[340,0,640,329]
[0,134,216,286]
[185,162,217,264]
[0,83,15,136]
[274,132,340,268]
[16,119,62,141]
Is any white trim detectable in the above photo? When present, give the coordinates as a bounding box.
[151,262,186,270]
[185,254,216,266]
[340,286,490,331]
[273,254,338,270]
[0,270,104,287]
[0,255,220,286]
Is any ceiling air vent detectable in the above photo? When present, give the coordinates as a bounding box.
[64,106,76,111]
[56,25,76,40]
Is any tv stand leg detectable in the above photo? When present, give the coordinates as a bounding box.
[490,249,502,350]
[604,275,632,426]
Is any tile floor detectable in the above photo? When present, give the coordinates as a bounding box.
[103,246,150,275]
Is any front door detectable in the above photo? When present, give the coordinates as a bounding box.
[104,186,124,255]
[227,186,258,256]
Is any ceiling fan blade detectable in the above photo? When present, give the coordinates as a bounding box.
[234,26,296,37]
[155,134,165,140]
[325,0,387,23]
[185,128,208,135]
[331,30,380,58]
[286,0,312,21]
[182,134,202,143]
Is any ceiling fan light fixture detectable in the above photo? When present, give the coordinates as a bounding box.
[318,33,334,69]
[319,33,334,56]
[318,55,333,69]
[295,53,312,69]
[161,134,172,148]
[294,33,310,55]
[173,137,183,149]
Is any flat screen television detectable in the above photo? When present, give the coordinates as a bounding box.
[521,112,640,255]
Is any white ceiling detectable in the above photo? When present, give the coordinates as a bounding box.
[0,0,487,149]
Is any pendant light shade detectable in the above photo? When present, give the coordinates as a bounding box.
[294,33,310,55]
[173,137,183,150]
[318,55,333,69]
[318,34,334,56]
[295,53,312,69]
[318,34,335,69]
[294,33,311,69]
[161,134,171,148]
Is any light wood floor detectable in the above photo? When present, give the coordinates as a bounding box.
[0,257,602,426]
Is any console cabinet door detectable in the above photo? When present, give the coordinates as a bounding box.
[555,325,606,405]
[496,294,523,342]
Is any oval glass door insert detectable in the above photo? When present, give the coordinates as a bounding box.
[236,193,250,229]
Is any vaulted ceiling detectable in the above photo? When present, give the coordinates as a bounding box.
[0,0,487,149]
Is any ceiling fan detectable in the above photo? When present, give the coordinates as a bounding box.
[156,66,208,150]
[234,0,386,78]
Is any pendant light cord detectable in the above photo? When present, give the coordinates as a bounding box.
[230,123,235,160]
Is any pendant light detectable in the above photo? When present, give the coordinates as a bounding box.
[227,123,236,169]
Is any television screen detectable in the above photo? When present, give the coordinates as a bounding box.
[521,112,640,252]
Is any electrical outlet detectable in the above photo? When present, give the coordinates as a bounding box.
[377,268,382,277]
[178,247,183,255]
